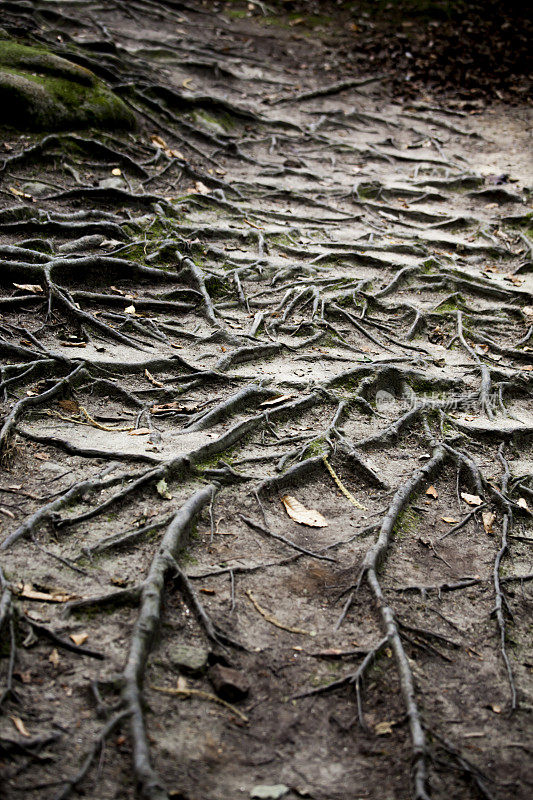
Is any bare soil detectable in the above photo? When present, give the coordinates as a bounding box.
[0,3,532,800]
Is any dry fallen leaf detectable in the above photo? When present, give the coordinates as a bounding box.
[523,306,533,318]
[281,495,328,528]
[111,167,122,176]
[10,716,30,737]
[49,648,60,667]
[124,304,136,315]
[145,369,164,388]
[0,507,15,519]
[482,511,496,534]
[151,134,167,149]
[260,394,295,407]
[165,148,185,159]
[375,720,394,736]
[13,282,43,294]
[17,584,76,603]
[426,485,438,499]
[9,186,32,199]
[491,704,502,714]
[156,479,173,500]
[518,498,531,512]
[70,632,89,646]
[177,675,188,691]
[461,492,483,506]
[129,427,151,436]
[441,516,459,524]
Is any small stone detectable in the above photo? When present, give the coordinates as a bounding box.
[169,644,208,675]
[98,176,125,190]
[208,664,250,702]
[21,181,50,197]
[251,786,289,799]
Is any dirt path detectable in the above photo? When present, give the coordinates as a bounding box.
[0,3,532,800]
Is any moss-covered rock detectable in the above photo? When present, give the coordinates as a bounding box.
[0,39,135,131]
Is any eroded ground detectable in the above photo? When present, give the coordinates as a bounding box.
[0,3,532,800]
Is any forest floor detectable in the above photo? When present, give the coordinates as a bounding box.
[0,2,532,800]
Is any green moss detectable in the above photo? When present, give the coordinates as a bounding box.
[225,8,248,18]
[192,109,236,134]
[394,507,420,539]
[304,438,327,457]
[0,39,134,131]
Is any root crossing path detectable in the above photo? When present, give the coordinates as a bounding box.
[0,3,532,800]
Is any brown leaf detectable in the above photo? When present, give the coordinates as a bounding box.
[10,716,30,737]
[375,720,394,736]
[260,394,295,407]
[165,148,185,159]
[461,492,483,506]
[70,633,88,646]
[150,134,167,149]
[281,495,328,528]
[426,485,438,499]
[482,512,495,534]
[441,516,459,524]
[128,428,151,436]
[13,282,43,294]
[144,369,164,388]
[49,648,60,667]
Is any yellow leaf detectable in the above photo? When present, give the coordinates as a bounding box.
[150,134,167,149]
[70,632,89,646]
[482,512,495,534]
[165,148,185,159]
[461,492,482,506]
[442,517,459,524]
[124,304,136,315]
[426,485,438,499]
[281,495,328,528]
[10,716,30,737]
